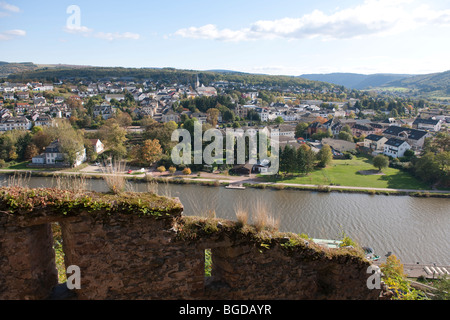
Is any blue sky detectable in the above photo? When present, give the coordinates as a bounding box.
[1,0,450,75]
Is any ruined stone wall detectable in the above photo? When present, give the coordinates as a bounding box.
[0,218,57,300]
[0,187,382,300]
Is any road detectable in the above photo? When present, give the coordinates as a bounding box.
[1,167,449,195]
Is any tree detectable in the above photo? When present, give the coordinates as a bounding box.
[380,255,424,300]
[296,144,315,175]
[338,131,354,142]
[116,112,132,127]
[145,121,178,153]
[295,122,309,139]
[316,144,332,168]
[373,154,389,172]
[280,145,296,173]
[246,109,260,121]
[274,116,284,124]
[206,108,220,127]
[341,125,352,134]
[139,139,162,166]
[43,119,85,166]
[66,96,83,111]
[222,110,235,122]
[98,119,127,158]
[24,143,39,160]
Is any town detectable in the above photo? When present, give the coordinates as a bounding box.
[0,74,448,190]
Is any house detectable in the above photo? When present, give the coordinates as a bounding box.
[14,103,31,114]
[382,126,430,150]
[32,140,87,167]
[195,84,217,97]
[253,159,271,174]
[16,92,29,100]
[352,124,374,138]
[413,118,442,132]
[236,105,256,119]
[54,96,65,104]
[270,124,296,138]
[322,138,356,153]
[383,138,411,158]
[161,109,181,123]
[33,96,47,106]
[3,92,15,100]
[191,112,207,124]
[105,94,125,102]
[256,107,270,122]
[229,162,254,175]
[89,139,104,154]
[34,115,54,127]
[364,134,388,152]
[0,108,12,119]
[307,120,332,136]
[93,105,117,120]
[345,106,360,116]
[0,116,32,131]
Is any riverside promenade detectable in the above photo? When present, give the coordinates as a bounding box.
[374,261,450,279]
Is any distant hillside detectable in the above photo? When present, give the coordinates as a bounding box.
[206,69,248,75]
[0,62,39,78]
[7,65,342,90]
[299,73,414,90]
[384,70,450,97]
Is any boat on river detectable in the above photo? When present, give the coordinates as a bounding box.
[363,247,380,261]
[225,184,246,190]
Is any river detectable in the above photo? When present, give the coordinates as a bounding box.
[1,175,449,265]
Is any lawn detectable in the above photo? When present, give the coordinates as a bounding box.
[262,155,431,190]
[3,161,59,171]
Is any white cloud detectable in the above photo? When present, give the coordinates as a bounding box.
[94,31,140,41]
[64,25,140,41]
[0,29,26,41]
[63,25,93,35]
[173,0,450,42]
[0,1,20,13]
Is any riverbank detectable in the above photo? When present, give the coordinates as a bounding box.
[1,168,449,198]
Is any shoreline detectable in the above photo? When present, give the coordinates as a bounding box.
[1,169,449,198]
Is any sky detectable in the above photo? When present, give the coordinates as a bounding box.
[1,0,450,76]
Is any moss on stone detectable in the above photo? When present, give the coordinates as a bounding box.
[0,187,183,218]
[175,216,368,264]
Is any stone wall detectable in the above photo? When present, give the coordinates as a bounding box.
[0,187,382,300]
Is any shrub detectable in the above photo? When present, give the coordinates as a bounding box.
[157,166,166,173]
[251,198,280,232]
[168,166,177,175]
[101,160,128,194]
[182,168,192,175]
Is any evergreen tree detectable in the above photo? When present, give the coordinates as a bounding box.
[317,144,333,168]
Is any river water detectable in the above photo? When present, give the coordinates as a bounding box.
[1,175,449,265]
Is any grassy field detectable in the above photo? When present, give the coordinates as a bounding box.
[262,155,431,190]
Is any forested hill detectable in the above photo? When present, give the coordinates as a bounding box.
[383,70,450,95]
[6,65,342,90]
[299,72,413,90]
[0,62,39,78]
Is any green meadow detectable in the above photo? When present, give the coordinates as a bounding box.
[262,155,430,190]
